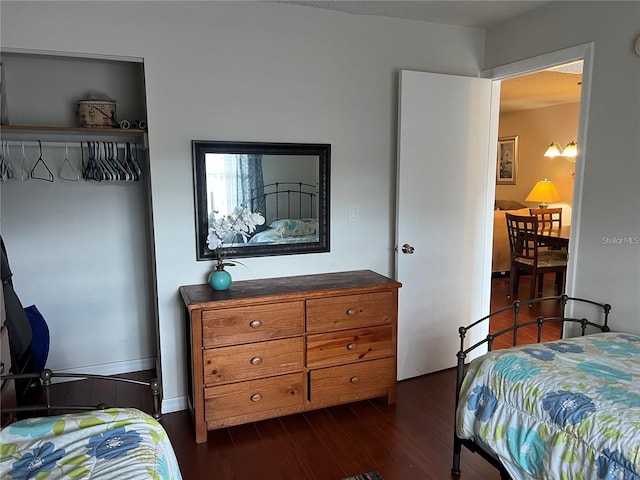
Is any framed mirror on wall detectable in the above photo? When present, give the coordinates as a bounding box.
[192,140,330,261]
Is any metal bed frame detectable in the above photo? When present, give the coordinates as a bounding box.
[251,181,317,222]
[1,369,162,422]
[451,294,611,479]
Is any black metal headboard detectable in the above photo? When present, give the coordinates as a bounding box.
[251,181,318,223]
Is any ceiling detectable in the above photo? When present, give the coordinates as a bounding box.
[277,1,553,29]
[277,0,582,111]
[501,68,582,112]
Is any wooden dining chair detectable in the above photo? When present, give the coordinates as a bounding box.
[529,207,566,252]
[505,213,567,300]
[529,207,562,231]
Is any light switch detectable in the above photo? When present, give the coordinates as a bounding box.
[348,205,359,223]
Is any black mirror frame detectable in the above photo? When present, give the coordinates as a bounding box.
[192,140,331,261]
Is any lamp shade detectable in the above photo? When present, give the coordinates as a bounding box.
[562,141,577,161]
[525,179,561,208]
[544,143,563,157]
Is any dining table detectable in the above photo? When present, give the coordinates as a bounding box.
[537,225,571,249]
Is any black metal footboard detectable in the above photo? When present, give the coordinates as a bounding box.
[451,294,611,478]
[1,369,162,422]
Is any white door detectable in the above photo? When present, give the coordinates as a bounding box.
[395,70,500,380]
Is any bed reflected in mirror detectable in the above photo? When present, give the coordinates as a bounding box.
[192,141,330,261]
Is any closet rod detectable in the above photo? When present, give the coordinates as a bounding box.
[3,140,143,149]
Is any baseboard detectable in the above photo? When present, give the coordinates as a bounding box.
[492,271,510,279]
[49,357,156,384]
[161,395,188,414]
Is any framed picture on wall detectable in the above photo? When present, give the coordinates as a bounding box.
[496,135,518,185]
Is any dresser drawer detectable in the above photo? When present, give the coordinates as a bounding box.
[309,357,395,404]
[203,337,303,385]
[306,291,395,333]
[205,372,304,422]
[202,301,304,347]
[306,326,393,368]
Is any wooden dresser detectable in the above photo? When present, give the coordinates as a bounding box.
[180,270,401,443]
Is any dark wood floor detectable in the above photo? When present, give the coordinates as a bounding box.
[489,275,562,349]
[27,276,562,480]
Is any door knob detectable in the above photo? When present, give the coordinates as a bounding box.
[402,243,415,254]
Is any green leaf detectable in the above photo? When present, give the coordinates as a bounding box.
[67,467,91,479]
[150,428,164,444]
[550,432,565,447]
[60,455,88,466]
[53,420,67,435]
[538,424,549,440]
[79,418,106,429]
[144,417,160,427]
[147,467,161,480]
[600,426,623,440]
[0,443,18,456]
[561,449,579,463]
[112,421,133,429]
[578,418,592,436]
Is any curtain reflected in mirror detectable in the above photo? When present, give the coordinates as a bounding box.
[206,154,266,234]
[193,141,330,261]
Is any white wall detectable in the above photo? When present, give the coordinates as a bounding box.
[1,1,485,410]
[497,102,579,207]
[485,1,640,336]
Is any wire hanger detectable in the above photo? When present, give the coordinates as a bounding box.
[0,140,15,181]
[126,142,142,181]
[98,141,115,181]
[85,141,104,181]
[30,140,54,182]
[114,142,132,181]
[59,141,79,181]
[19,141,30,181]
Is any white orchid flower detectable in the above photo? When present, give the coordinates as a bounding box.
[206,205,266,266]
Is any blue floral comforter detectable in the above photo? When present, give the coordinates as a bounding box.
[0,408,182,479]
[456,332,640,480]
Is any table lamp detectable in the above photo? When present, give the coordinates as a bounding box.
[525,178,561,208]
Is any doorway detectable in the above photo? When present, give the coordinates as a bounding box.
[489,58,586,340]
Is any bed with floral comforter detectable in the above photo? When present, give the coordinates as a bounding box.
[456,332,640,480]
[249,218,318,244]
[0,407,182,479]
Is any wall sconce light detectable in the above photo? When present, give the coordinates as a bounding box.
[544,141,578,161]
[562,141,577,161]
[525,178,561,208]
[544,143,563,157]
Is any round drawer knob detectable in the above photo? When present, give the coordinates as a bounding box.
[249,319,262,328]
[346,308,356,316]
[250,393,263,402]
[346,343,357,351]
[349,376,360,384]
[250,356,263,365]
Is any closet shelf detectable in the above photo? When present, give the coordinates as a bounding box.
[0,125,148,147]
[1,125,146,134]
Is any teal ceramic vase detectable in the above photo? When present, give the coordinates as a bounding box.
[209,266,232,291]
